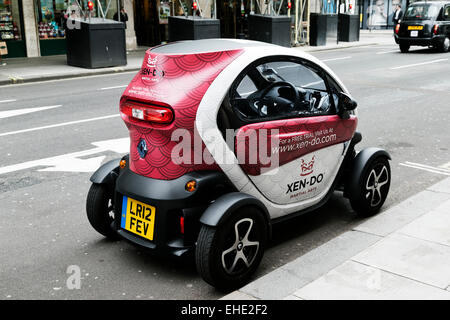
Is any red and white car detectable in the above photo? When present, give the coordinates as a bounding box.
[86,39,391,290]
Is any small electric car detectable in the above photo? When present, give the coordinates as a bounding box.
[395,1,450,53]
[86,39,391,290]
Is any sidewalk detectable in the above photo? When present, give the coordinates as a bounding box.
[222,177,450,300]
[0,49,147,86]
[0,30,395,86]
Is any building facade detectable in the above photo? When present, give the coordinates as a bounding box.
[1,0,137,58]
[0,0,419,59]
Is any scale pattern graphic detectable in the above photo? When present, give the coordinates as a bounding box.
[122,49,243,180]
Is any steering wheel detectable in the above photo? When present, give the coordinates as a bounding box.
[247,81,304,117]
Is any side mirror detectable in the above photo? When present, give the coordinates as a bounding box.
[338,92,357,119]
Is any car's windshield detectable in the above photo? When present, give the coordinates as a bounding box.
[403,4,440,20]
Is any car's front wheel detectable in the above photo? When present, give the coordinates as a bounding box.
[195,206,267,291]
[349,157,391,217]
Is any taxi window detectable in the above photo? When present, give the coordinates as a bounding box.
[404,4,440,20]
[445,6,450,21]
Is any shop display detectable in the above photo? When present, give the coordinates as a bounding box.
[38,21,65,39]
[0,9,20,41]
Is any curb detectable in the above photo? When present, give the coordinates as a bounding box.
[221,177,450,300]
[0,67,141,86]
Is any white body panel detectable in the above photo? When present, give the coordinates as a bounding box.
[194,40,353,220]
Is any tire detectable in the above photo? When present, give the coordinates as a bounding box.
[86,183,118,239]
[439,37,450,53]
[399,43,410,53]
[349,157,391,217]
[195,206,267,291]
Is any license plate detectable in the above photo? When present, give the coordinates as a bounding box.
[121,196,156,241]
[408,26,423,30]
[410,30,419,37]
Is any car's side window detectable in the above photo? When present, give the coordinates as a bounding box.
[230,59,335,123]
[444,6,450,21]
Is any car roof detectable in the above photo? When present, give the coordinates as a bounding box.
[150,39,278,55]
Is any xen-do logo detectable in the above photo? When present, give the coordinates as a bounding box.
[147,56,157,68]
[300,156,315,176]
[286,155,324,194]
[141,55,166,79]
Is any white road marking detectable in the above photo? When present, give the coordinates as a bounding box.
[376,50,398,55]
[98,85,128,91]
[0,138,129,175]
[0,105,62,119]
[0,114,120,138]
[38,156,106,173]
[321,56,352,62]
[399,162,450,176]
[0,99,17,103]
[390,58,449,70]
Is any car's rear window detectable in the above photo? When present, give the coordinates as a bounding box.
[403,4,440,20]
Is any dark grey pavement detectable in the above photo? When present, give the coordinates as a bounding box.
[1,39,449,299]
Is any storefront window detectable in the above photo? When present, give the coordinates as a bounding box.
[0,0,23,41]
[366,0,402,28]
[36,0,68,39]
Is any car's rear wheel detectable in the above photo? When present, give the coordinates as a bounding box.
[195,206,267,291]
[86,183,118,239]
[399,43,410,53]
[349,157,391,217]
[439,37,450,53]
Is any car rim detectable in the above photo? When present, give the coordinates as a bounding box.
[444,38,450,51]
[365,164,389,207]
[221,218,260,275]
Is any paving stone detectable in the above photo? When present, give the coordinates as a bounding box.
[398,200,450,247]
[293,260,450,300]
[354,190,450,237]
[427,177,450,194]
[220,291,258,300]
[353,233,450,289]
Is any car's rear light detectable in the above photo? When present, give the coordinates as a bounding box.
[120,101,174,124]
[433,24,439,35]
[180,217,185,234]
[395,24,400,34]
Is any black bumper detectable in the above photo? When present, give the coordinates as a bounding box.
[395,34,445,46]
[113,169,233,258]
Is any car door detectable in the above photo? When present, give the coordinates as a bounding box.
[229,58,357,205]
[443,5,450,38]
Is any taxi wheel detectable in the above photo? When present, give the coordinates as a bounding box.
[350,157,391,217]
[86,183,118,239]
[399,44,410,53]
[439,37,450,53]
[195,207,267,291]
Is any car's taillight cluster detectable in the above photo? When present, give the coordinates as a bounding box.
[120,100,174,124]
[395,24,400,34]
[433,24,439,35]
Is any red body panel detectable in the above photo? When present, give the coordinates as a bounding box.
[121,49,243,180]
[235,115,358,176]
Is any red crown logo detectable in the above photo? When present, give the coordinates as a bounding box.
[300,156,315,176]
[147,56,157,68]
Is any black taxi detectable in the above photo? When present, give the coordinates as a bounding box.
[395,1,450,52]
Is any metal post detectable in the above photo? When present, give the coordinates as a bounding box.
[336,0,340,44]
[294,0,299,43]
[214,0,217,18]
[117,0,121,22]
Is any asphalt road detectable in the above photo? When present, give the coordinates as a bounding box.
[1,43,449,300]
